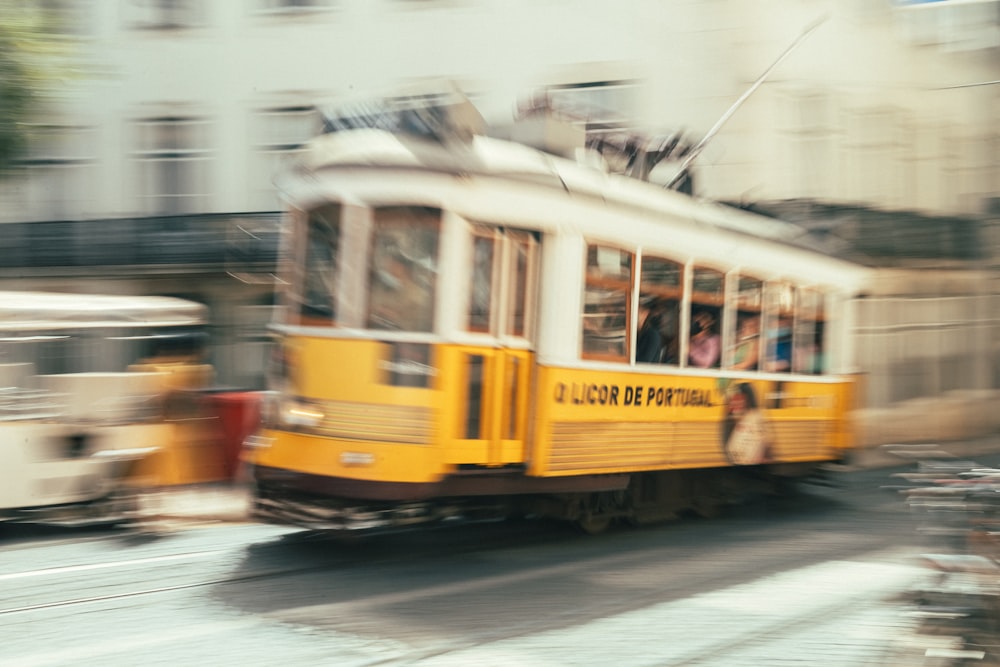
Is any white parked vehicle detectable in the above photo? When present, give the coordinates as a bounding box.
[0,291,208,525]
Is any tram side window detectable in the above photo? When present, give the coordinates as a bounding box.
[366,206,440,333]
[582,244,632,361]
[468,228,495,333]
[507,232,536,338]
[466,227,536,338]
[763,282,794,372]
[688,267,724,368]
[794,289,825,374]
[637,255,682,365]
[729,276,762,371]
[299,204,341,325]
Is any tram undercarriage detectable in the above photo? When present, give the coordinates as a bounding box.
[251,464,818,535]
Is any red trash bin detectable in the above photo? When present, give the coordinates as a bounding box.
[209,391,262,480]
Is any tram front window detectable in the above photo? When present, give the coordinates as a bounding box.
[366,207,440,332]
[299,205,341,324]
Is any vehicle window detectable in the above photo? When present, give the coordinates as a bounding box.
[763,282,794,372]
[582,244,632,361]
[466,227,536,339]
[468,229,495,333]
[298,204,340,324]
[729,275,762,371]
[794,289,825,374]
[507,231,536,338]
[637,255,682,365]
[366,206,440,332]
[688,266,724,368]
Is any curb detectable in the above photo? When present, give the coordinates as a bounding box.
[138,482,252,524]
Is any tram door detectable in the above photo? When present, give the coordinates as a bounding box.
[458,227,538,467]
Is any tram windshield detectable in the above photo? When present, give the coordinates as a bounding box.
[366,207,440,332]
[292,204,441,333]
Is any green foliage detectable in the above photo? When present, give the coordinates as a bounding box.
[0,27,34,170]
[0,3,75,173]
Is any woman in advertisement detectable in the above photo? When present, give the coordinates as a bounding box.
[721,381,773,466]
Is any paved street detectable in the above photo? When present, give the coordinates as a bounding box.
[3,457,977,666]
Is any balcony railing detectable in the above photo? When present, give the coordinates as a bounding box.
[0,213,281,272]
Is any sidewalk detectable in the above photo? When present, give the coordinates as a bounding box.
[145,435,1000,525]
[140,481,252,525]
[845,434,1000,471]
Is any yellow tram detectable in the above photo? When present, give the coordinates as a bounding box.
[248,98,871,533]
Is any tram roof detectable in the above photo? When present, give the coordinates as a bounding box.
[0,291,206,331]
[291,128,842,259]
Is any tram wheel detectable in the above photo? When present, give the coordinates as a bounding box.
[577,515,612,535]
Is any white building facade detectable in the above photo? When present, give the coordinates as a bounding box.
[2,0,996,222]
[1,0,998,436]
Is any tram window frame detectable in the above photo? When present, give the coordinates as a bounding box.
[465,226,538,340]
[468,227,497,334]
[727,275,764,371]
[581,243,633,362]
[687,266,725,369]
[762,282,795,373]
[793,289,825,374]
[506,230,538,340]
[365,206,441,333]
[295,203,341,326]
[637,254,683,365]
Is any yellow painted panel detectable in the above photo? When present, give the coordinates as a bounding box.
[770,421,832,461]
[273,335,856,484]
[443,440,490,464]
[255,429,449,484]
[531,365,854,477]
[291,337,437,407]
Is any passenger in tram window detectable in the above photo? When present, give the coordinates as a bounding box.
[797,323,824,374]
[765,315,793,372]
[731,314,760,371]
[658,302,681,365]
[812,325,826,373]
[635,295,663,363]
[688,309,720,368]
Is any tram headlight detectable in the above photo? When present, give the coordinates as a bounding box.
[280,400,325,428]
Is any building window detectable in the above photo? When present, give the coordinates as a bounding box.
[125,0,203,30]
[133,115,212,215]
[255,0,334,15]
[250,104,319,211]
[39,0,94,35]
[892,0,1000,51]
[19,123,95,221]
[544,80,639,137]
